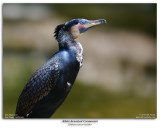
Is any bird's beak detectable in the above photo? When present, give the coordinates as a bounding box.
[84,19,107,28]
[79,19,106,34]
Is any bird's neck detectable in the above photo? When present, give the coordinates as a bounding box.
[57,31,74,50]
[57,31,83,67]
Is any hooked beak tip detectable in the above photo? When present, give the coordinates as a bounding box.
[99,19,107,23]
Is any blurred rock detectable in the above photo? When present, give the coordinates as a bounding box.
[78,29,156,96]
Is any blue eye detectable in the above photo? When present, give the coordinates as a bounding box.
[80,21,84,24]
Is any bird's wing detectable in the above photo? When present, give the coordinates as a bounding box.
[15,60,60,117]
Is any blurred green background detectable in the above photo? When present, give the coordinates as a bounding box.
[3,4,157,118]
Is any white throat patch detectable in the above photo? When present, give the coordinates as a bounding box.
[76,42,83,68]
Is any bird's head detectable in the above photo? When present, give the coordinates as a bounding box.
[54,19,106,41]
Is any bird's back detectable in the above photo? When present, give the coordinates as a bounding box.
[15,50,79,118]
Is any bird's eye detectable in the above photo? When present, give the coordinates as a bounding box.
[80,21,84,25]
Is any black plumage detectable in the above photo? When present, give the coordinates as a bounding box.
[15,18,106,118]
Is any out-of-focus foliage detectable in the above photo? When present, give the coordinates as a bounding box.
[3,4,156,118]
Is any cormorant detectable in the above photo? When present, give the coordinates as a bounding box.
[15,18,106,118]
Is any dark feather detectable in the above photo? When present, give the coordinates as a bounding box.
[54,24,65,40]
[15,57,60,118]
